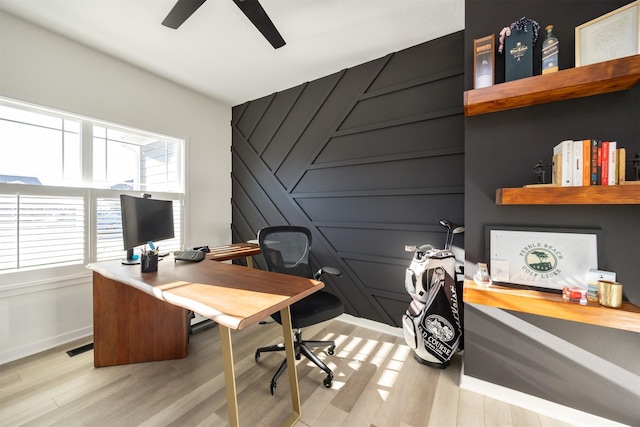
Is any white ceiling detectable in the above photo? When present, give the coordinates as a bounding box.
[0,0,464,106]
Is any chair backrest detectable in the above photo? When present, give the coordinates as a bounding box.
[258,226,313,278]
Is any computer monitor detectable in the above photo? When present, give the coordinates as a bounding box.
[120,194,175,264]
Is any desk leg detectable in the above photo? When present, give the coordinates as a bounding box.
[219,325,239,427]
[219,308,300,427]
[280,306,302,426]
[92,272,188,367]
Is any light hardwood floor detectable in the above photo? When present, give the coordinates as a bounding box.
[0,318,574,427]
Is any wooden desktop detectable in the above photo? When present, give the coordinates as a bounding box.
[87,247,322,427]
[206,241,261,266]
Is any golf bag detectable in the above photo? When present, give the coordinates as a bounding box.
[402,244,463,368]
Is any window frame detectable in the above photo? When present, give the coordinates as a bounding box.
[0,97,186,285]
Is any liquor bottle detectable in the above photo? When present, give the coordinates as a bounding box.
[541,25,559,74]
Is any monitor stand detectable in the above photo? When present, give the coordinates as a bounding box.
[121,248,140,265]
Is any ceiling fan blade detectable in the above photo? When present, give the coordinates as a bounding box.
[232,0,286,49]
[162,0,208,29]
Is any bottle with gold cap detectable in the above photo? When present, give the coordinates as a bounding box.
[542,25,559,74]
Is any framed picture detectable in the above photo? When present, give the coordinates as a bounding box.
[575,1,639,66]
[473,34,495,89]
[485,226,602,292]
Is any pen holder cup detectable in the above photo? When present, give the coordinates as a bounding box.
[141,252,159,273]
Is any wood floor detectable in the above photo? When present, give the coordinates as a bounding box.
[0,318,574,427]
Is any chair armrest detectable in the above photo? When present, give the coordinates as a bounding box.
[314,267,342,280]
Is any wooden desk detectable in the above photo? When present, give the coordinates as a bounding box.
[206,242,261,267]
[87,257,323,427]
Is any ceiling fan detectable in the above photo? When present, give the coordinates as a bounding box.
[162,0,286,49]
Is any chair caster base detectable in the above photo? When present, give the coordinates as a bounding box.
[323,375,333,388]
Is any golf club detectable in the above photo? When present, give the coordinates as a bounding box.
[439,220,452,249]
[448,226,465,250]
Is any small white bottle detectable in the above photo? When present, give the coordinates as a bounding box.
[580,290,588,306]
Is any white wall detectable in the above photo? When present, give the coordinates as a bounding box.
[0,11,232,364]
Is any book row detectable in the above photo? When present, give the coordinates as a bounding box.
[552,139,626,187]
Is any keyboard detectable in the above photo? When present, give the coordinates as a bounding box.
[173,249,206,262]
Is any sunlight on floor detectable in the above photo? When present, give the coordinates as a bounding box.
[305,330,415,402]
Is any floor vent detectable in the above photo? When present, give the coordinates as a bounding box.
[66,343,94,357]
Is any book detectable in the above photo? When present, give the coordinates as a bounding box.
[607,141,617,185]
[618,148,626,183]
[582,139,591,186]
[589,140,600,185]
[600,141,616,185]
[553,140,573,186]
[601,141,609,185]
[552,152,561,185]
[572,139,583,187]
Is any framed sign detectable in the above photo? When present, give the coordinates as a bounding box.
[485,226,602,292]
[576,1,639,66]
[474,34,495,89]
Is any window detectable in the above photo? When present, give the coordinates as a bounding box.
[0,104,81,187]
[92,126,180,192]
[0,98,185,275]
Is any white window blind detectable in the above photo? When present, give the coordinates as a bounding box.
[0,195,18,270]
[96,197,124,262]
[0,195,85,271]
[95,197,182,262]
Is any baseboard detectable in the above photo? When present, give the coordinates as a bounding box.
[336,313,403,338]
[460,372,629,427]
[0,326,93,366]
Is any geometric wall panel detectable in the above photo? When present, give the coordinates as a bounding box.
[232,31,465,326]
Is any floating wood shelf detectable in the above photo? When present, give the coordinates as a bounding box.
[463,280,640,333]
[463,54,640,116]
[495,184,640,205]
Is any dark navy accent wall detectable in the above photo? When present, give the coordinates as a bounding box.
[232,31,465,326]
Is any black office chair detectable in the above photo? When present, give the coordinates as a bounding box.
[254,225,344,395]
